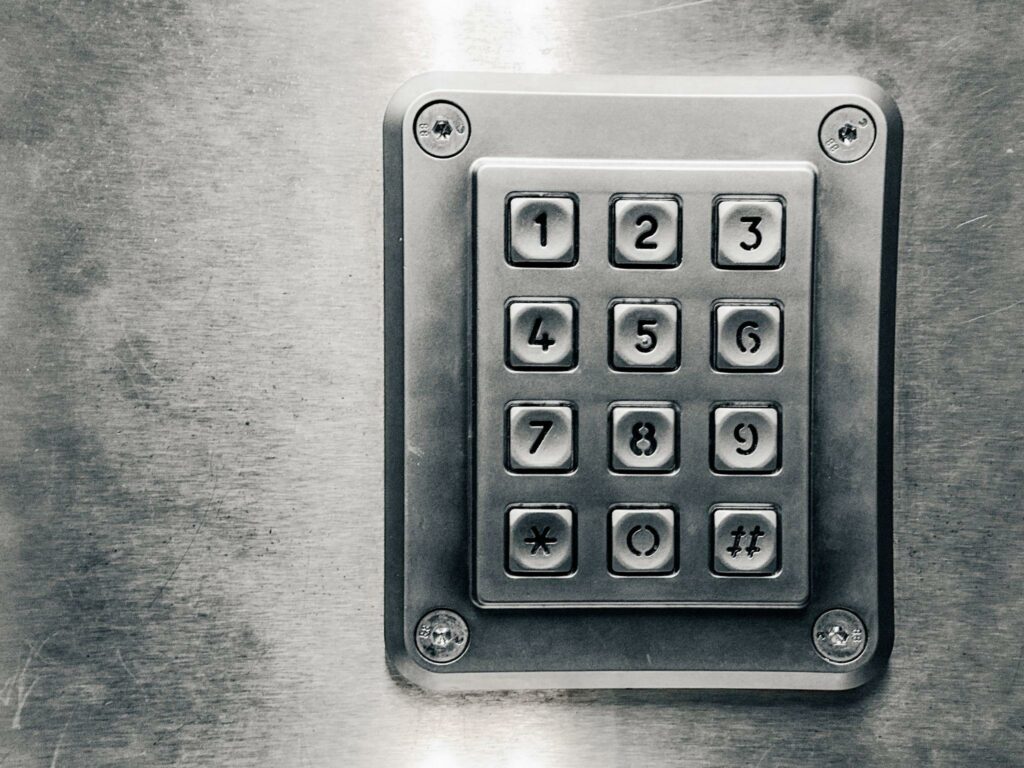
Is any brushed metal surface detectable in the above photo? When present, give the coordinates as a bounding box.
[0,0,1020,765]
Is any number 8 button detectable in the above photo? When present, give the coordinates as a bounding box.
[610,300,680,371]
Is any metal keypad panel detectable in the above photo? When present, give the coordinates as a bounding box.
[474,160,814,607]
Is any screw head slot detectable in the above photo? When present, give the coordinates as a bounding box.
[414,101,470,158]
[819,106,876,163]
[415,609,470,664]
[813,608,867,663]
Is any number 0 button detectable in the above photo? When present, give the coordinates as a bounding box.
[507,196,577,266]
[610,300,680,371]
[715,198,784,268]
[506,300,576,370]
[506,403,575,472]
[612,197,681,267]
[713,302,782,371]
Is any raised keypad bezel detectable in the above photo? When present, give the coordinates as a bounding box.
[473,160,815,607]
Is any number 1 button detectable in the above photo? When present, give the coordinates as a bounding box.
[506,403,575,472]
[610,300,680,371]
[507,300,576,370]
[715,197,784,268]
[507,196,577,266]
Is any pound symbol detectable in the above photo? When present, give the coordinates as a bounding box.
[629,421,657,456]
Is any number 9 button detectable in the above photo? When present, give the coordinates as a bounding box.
[715,197,784,268]
[610,300,680,371]
[712,405,779,473]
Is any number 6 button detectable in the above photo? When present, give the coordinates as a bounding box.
[612,197,681,267]
[610,300,680,371]
[715,197,784,268]
[713,301,782,371]
[506,299,577,370]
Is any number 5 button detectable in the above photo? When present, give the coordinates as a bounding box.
[506,299,577,370]
[712,405,779,473]
[715,197,784,268]
[610,300,680,371]
[506,403,575,472]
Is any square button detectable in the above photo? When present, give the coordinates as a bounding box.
[507,196,577,266]
[612,197,681,267]
[714,302,782,371]
[506,299,577,370]
[610,300,680,370]
[712,507,779,575]
[715,198,784,268]
[609,508,676,574]
[508,507,574,575]
[506,403,575,472]
[610,404,677,473]
[712,405,779,473]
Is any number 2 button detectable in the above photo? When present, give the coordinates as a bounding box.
[610,300,680,371]
[612,197,681,267]
[507,300,577,370]
[715,197,784,268]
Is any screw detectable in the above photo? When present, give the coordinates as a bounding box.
[813,608,867,663]
[415,609,469,664]
[818,106,876,163]
[413,101,470,158]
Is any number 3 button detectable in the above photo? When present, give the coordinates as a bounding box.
[715,197,784,268]
[610,300,680,371]
[507,299,577,370]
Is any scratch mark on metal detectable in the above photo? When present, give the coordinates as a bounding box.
[955,214,989,228]
[49,707,76,768]
[592,0,719,23]
[753,745,772,768]
[1,634,56,729]
[148,451,218,608]
[963,297,1024,324]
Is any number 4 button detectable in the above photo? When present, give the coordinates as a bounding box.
[506,299,577,370]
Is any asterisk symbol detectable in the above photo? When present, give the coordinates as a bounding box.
[524,526,557,555]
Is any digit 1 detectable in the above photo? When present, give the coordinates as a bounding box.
[534,211,548,247]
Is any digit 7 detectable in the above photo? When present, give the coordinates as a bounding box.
[528,420,553,454]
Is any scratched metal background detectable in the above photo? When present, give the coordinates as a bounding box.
[0,0,1021,765]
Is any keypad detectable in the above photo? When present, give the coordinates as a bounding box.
[474,160,813,606]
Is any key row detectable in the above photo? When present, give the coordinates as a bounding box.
[507,194,785,268]
[507,402,780,474]
[507,505,779,576]
[507,299,782,371]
